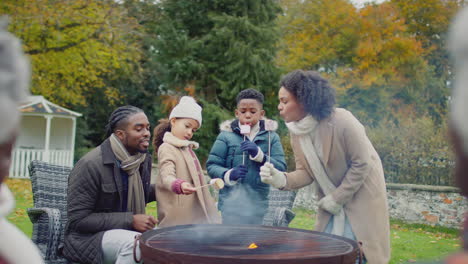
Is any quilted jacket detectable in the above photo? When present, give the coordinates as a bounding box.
[62,138,154,264]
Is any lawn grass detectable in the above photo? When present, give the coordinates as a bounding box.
[6,179,33,237]
[5,179,461,263]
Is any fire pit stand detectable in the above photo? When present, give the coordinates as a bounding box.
[140,224,360,264]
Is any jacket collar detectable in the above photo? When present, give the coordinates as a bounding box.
[101,138,117,165]
[100,137,152,208]
[163,132,199,149]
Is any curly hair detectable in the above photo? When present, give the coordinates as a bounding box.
[236,88,264,106]
[152,119,171,154]
[280,70,335,121]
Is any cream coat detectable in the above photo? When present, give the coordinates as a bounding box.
[156,132,221,227]
[284,108,390,264]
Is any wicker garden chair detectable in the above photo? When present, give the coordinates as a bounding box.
[28,160,71,264]
[262,187,297,227]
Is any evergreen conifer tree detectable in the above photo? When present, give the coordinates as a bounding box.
[149,0,283,163]
[151,0,282,111]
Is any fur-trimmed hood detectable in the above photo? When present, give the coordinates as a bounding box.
[219,119,279,133]
[163,132,199,149]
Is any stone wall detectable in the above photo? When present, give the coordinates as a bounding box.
[152,164,466,228]
[293,183,467,228]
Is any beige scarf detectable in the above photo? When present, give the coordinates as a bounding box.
[109,133,146,214]
[286,115,345,236]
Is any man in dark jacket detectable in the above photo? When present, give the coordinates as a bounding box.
[63,106,157,264]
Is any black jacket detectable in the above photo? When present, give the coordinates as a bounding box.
[63,139,154,264]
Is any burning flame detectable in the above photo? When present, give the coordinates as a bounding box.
[248,243,258,249]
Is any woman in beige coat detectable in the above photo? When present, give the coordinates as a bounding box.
[153,96,221,228]
[260,70,390,264]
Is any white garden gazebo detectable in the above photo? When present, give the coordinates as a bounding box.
[10,96,82,178]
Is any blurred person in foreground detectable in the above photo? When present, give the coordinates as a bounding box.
[446,6,468,264]
[0,20,44,264]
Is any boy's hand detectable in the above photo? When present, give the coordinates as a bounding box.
[259,162,286,189]
[229,165,248,181]
[240,141,259,157]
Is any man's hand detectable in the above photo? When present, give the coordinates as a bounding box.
[259,162,286,189]
[132,214,158,232]
[240,141,259,157]
[181,182,196,195]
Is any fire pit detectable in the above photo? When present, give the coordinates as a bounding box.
[140,224,360,264]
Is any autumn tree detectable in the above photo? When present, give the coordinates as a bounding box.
[2,0,143,107]
[1,0,153,147]
[277,0,439,123]
[391,0,466,119]
[392,0,464,79]
[277,0,360,72]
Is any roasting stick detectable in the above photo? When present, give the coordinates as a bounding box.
[240,125,251,165]
[264,120,278,163]
[194,178,225,190]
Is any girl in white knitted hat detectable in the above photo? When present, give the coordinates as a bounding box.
[152,96,221,227]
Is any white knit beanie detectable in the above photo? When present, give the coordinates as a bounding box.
[449,6,468,155]
[169,96,202,126]
[0,20,30,144]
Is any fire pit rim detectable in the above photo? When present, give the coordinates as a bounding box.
[140,224,360,261]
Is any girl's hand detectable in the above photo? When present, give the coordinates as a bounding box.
[181,182,196,195]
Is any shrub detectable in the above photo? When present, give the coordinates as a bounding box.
[368,113,455,186]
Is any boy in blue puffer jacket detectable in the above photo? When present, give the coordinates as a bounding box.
[206,88,287,225]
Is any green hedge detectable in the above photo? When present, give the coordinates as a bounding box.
[368,115,454,186]
[278,114,455,186]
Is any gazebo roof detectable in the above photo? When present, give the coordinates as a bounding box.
[19,96,82,117]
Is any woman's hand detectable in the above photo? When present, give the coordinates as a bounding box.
[259,162,287,189]
[181,182,196,195]
[317,195,342,215]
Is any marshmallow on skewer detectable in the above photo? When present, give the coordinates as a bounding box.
[209,178,225,190]
[240,125,250,165]
[195,178,225,190]
[240,124,251,135]
[264,119,277,163]
[265,119,278,131]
